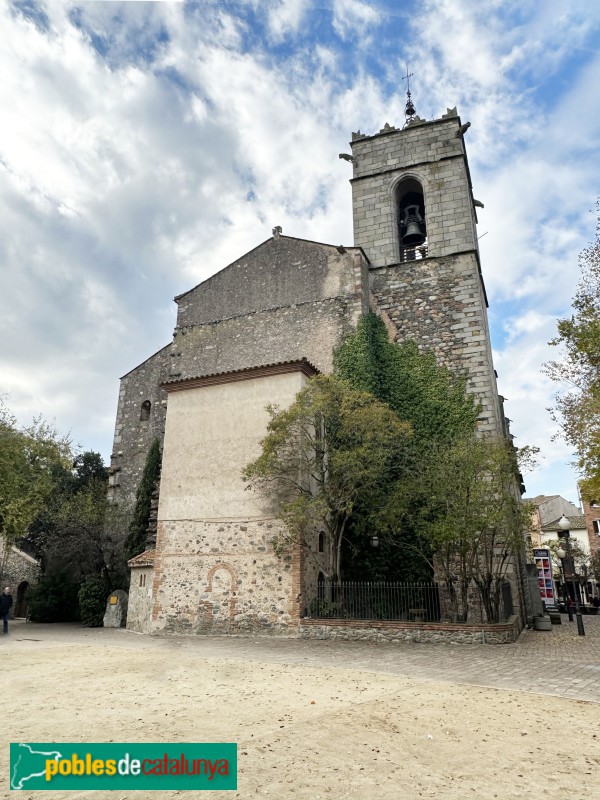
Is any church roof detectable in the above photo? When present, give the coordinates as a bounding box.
[161,358,319,392]
[174,234,368,303]
[120,342,171,381]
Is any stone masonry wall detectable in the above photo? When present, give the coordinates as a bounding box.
[349,116,479,267]
[108,345,171,511]
[301,616,521,645]
[370,252,503,434]
[127,566,154,634]
[1,541,40,616]
[171,239,369,380]
[151,519,299,635]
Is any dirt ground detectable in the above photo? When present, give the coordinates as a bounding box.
[3,625,599,799]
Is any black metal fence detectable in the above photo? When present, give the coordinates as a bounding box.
[308,579,513,624]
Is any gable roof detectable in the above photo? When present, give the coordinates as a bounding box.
[174,234,367,303]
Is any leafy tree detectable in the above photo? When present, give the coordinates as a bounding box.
[124,438,162,561]
[401,436,529,622]
[23,448,114,587]
[333,313,480,581]
[546,206,600,500]
[0,401,72,580]
[243,375,412,579]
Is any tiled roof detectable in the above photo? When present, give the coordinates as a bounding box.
[161,358,319,388]
[541,515,587,532]
[127,549,155,568]
[524,495,559,504]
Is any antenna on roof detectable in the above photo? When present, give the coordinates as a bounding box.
[402,65,416,127]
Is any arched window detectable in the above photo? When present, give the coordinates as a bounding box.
[395,177,427,261]
[318,532,325,553]
[317,571,326,600]
[140,400,151,421]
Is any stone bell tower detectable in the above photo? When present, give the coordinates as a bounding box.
[347,106,504,436]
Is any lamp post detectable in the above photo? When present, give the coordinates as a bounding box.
[557,515,585,636]
[556,545,573,621]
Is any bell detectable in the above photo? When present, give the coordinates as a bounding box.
[401,203,426,246]
[402,219,425,246]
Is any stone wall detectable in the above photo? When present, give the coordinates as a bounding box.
[171,239,369,380]
[152,519,299,635]
[127,566,154,634]
[301,616,521,645]
[347,112,504,438]
[349,115,479,267]
[109,236,369,519]
[108,345,171,510]
[0,541,40,617]
[369,252,503,434]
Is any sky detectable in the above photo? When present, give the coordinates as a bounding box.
[1,0,599,507]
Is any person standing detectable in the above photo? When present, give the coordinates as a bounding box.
[0,586,13,634]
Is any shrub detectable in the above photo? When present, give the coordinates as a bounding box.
[28,574,80,622]
[78,576,107,627]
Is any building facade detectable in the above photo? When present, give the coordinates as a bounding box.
[111,107,516,636]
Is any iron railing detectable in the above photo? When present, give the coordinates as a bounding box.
[308,579,513,625]
[398,244,428,262]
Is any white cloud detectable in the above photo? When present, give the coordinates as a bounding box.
[332,0,381,41]
[1,0,599,506]
[267,0,309,42]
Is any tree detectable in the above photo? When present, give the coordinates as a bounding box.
[124,439,162,561]
[403,436,529,622]
[0,401,72,580]
[333,313,480,581]
[243,375,412,580]
[24,450,112,579]
[546,205,600,500]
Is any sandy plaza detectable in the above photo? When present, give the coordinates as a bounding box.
[3,617,600,799]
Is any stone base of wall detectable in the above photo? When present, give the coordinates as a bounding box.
[300,616,521,645]
[140,615,521,645]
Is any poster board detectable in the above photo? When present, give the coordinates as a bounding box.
[533,547,556,607]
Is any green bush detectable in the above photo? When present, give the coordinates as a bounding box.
[78,577,107,627]
[28,574,80,622]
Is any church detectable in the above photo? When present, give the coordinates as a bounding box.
[109,105,511,636]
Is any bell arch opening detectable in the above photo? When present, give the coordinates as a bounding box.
[395,178,428,262]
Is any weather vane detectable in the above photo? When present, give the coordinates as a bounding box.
[402,65,416,126]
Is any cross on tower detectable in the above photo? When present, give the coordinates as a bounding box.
[402,65,416,125]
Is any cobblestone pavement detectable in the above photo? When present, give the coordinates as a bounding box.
[8,613,600,703]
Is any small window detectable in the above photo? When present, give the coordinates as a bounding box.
[140,400,151,421]
[593,520,600,535]
[590,500,599,508]
[139,573,146,587]
[318,532,325,553]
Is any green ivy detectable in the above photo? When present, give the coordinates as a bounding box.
[333,312,480,581]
